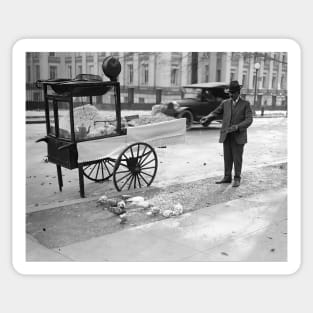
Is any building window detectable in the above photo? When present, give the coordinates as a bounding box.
[242,74,247,88]
[139,97,145,103]
[272,76,277,89]
[216,69,221,82]
[78,65,82,74]
[127,64,133,84]
[88,65,94,74]
[216,52,222,68]
[280,75,285,89]
[35,65,40,80]
[141,63,149,85]
[252,75,256,88]
[27,65,31,82]
[230,72,235,82]
[49,66,57,79]
[262,75,267,89]
[49,52,55,57]
[68,65,72,78]
[203,52,210,59]
[205,65,209,82]
[171,65,179,85]
[34,92,41,102]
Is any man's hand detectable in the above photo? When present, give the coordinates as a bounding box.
[200,116,212,126]
[227,125,239,133]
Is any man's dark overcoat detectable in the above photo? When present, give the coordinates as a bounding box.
[208,98,253,143]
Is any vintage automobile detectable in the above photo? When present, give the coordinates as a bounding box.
[157,82,230,129]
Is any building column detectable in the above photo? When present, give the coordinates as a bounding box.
[71,53,76,77]
[268,53,274,90]
[40,52,49,80]
[258,59,265,89]
[157,53,171,87]
[248,55,255,90]
[277,53,283,89]
[118,52,124,86]
[133,52,139,87]
[94,52,98,76]
[237,54,244,84]
[59,53,66,78]
[209,53,217,81]
[181,52,189,85]
[222,52,232,82]
[82,53,87,73]
[149,53,155,87]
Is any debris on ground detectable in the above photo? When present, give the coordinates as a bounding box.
[108,206,126,216]
[121,195,132,201]
[97,195,108,204]
[117,200,126,210]
[159,203,184,218]
[162,210,173,218]
[119,213,128,224]
[126,196,145,204]
[146,207,160,216]
[97,193,184,222]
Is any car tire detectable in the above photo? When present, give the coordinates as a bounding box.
[178,110,194,130]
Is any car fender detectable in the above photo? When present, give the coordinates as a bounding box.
[175,106,189,114]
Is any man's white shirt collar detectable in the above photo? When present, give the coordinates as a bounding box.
[232,96,240,105]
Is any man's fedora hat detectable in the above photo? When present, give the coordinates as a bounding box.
[227,80,242,93]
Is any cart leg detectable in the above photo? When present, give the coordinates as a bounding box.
[78,166,85,198]
[56,165,63,191]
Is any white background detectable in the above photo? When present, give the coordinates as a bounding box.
[1,0,311,312]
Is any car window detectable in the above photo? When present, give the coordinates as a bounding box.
[183,88,201,99]
[203,90,215,101]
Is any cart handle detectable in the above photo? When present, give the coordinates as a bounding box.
[58,143,75,151]
[36,137,48,143]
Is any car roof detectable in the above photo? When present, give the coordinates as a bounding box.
[183,82,228,89]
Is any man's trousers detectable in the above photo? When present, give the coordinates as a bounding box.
[223,133,244,179]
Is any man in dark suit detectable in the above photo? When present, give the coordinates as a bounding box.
[200,81,253,187]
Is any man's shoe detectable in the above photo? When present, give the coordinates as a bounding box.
[232,179,240,187]
[215,177,232,184]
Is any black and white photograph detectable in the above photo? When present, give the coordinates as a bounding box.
[12,39,300,274]
[3,0,312,310]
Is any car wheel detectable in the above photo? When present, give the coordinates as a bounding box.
[178,110,194,129]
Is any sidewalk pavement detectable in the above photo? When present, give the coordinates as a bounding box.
[26,188,287,262]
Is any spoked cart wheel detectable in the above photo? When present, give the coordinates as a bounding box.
[82,157,116,182]
[113,142,158,191]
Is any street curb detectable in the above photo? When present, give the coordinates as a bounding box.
[26,120,45,124]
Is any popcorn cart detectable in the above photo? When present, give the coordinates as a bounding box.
[36,56,185,197]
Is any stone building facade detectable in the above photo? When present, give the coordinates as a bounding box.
[26,51,287,109]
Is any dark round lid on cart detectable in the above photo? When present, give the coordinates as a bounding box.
[102,56,121,81]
